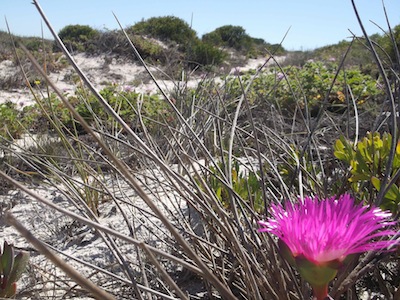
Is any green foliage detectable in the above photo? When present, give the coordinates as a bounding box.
[0,31,14,60]
[0,102,21,139]
[375,24,400,65]
[201,160,263,213]
[189,40,227,67]
[312,39,374,67]
[21,37,47,52]
[29,94,77,133]
[129,16,197,45]
[90,30,165,61]
[130,35,164,60]
[72,86,174,134]
[312,25,400,70]
[201,25,284,57]
[0,102,36,139]
[58,24,99,52]
[203,25,252,52]
[0,241,29,298]
[260,42,286,56]
[334,132,400,213]
[0,85,175,140]
[224,61,384,113]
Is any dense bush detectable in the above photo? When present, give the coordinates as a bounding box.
[251,37,286,56]
[93,30,165,62]
[128,16,232,68]
[129,35,165,61]
[223,60,384,113]
[188,40,227,67]
[0,101,38,139]
[0,86,174,140]
[202,25,285,57]
[311,25,400,72]
[312,39,376,69]
[57,24,99,52]
[202,25,252,52]
[0,31,16,60]
[374,24,400,68]
[0,31,55,61]
[21,37,46,52]
[128,16,197,46]
[71,86,173,134]
[334,132,400,214]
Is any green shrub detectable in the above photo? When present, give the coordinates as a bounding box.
[87,29,125,54]
[41,94,76,130]
[201,25,285,57]
[189,40,227,67]
[334,132,400,214]
[251,38,286,56]
[202,25,253,52]
[91,30,165,61]
[58,24,99,52]
[20,37,51,52]
[312,39,377,68]
[0,30,13,59]
[130,35,164,61]
[129,16,197,45]
[376,24,400,67]
[224,61,384,113]
[72,86,174,134]
[0,86,174,140]
[0,102,32,139]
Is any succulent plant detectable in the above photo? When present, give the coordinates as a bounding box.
[0,241,29,298]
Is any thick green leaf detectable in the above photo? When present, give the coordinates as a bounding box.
[216,186,222,200]
[385,184,400,202]
[333,137,354,163]
[1,242,14,279]
[371,176,400,201]
[371,176,381,191]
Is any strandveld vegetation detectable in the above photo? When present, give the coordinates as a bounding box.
[0,0,399,299]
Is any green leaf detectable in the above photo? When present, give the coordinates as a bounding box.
[371,177,400,202]
[216,186,222,201]
[8,251,29,283]
[384,184,400,202]
[371,176,381,191]
[1,242,14,280]
[333,137,354,162]
[353,151,370,174]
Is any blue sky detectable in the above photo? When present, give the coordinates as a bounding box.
[2,0,400,50]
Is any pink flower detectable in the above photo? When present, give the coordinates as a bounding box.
[258,194,398,299]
